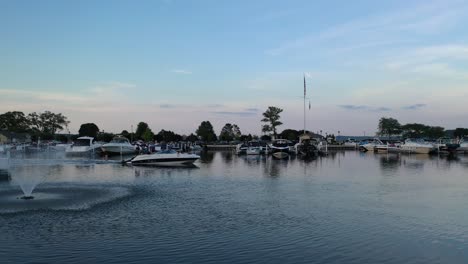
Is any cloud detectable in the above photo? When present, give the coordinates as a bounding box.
[266,0,468,56]
[245,108,260,112]
[338,105,391,112]
[212,111,258,117]
[171,69,192,74]
[159,104,177,108]
[338,105,367,110]
[402,104,427,110]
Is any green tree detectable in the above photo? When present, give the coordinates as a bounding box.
[142,128,155,142]
[196,121,217,142]
[261,106,283,136]
[135,122,149,140]
[280,129,300,141]
[186,133,199,142]
[28,111,69,135]
[454,128,468,138]
[0,111,30,132]
[219,123,235,142]
[78,123,100,138]
[378,117,401,139]
[425,126,445,139]
[155,129,181,142]
[401,123,429,138]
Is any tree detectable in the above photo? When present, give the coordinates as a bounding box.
[378,117,401,139]
[78,123,100,138]
[155,129,181,142]
[232,124,241,140]
[142,128,155,142]
[261,106,283,136]
[454,128,468,138]
[401,123,429,138]
[96,132,114,142]
[28,111,69,135]
[196,121,217,142]
[425,126,445,139]
[219,123,235,142]
[0,111,30,132]
[135,122,149,140]
[186,133,199,142]
[280,129,300,141]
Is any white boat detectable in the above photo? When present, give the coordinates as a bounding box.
[246,146,261,155]
[235,143,248,155]
[101,136,136,155]
[294,134,318,158]
[343,138,358,148]
[459,137,468,152]
[129,150,200,166]
[66,137,102,155]
[434,137,460,154]
[400,138,435,154]
[359,138,384,152]
[269,139,290,159]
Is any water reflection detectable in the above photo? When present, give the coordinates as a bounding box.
[379,154,401,175]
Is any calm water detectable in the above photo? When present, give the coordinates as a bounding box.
[1,151,468,263]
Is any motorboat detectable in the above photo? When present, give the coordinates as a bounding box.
[343,138,358,148]
[235,142,248,155]
[434,137,460,154]
[65,137,102,155]
[459,137,468,152]
[129,149,200,166]
[101,136,136,155]
[400,138,435,154]
[294,134,318,158]
[269,139,290,159]
[359,138,384,152]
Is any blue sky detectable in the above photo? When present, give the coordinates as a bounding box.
[1,0,468,136]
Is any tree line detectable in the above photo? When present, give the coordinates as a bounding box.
[1,105,295,143]
[0,111,69,140]
[378,117,468,139]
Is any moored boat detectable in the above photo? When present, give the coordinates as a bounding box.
[400,138,435,154]
[359,138,384,152]
[129,150,200,166]
[270,139,290,159]
[66,137,102,155]
[101,136,136,155]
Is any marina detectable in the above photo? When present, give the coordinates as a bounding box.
[1,150,468,263]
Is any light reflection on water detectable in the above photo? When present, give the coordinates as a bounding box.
[0,151,468,263]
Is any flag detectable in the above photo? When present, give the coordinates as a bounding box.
[303,74,306,97]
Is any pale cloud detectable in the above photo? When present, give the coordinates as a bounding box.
[171,69,192,74]
[266,0,468,56]
[402,104,427,110]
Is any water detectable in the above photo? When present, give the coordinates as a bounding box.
[1,151,468,263]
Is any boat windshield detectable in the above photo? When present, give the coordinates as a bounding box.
[111,137,129,144]
[74,139,91,146]
[158,149,177,154]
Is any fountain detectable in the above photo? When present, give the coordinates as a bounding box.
[10,165,48,200]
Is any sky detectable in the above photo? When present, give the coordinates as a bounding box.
[1,0,468,136]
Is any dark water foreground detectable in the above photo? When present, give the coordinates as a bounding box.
[1,151,468,263]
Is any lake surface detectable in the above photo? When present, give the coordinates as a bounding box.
[1,151,468,263]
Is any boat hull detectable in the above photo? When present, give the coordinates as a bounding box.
[400,146,433,154]
[101,145,136,155]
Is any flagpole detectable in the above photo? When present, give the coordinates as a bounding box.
[304,74,306,136]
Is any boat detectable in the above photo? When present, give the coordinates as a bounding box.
[294,134,318,158]
[459,137,468,152]
[359,138,384,152]
[400,138,435,154]
[129,150,200,166]
[343,138,358,148]
[65,137,103,155]
[434,137,460,154]
[269,139,290,159]
[101,136,136,155]
[235,142,248,155]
